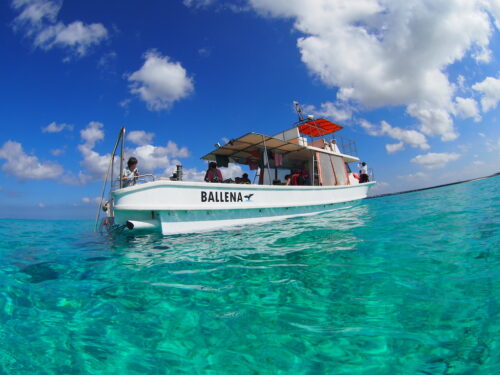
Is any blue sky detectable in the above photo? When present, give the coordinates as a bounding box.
[1,0,499,219]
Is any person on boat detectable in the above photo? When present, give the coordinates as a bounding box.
[204,162,223,183]
[299,169,311,185]
[286,170,301,185]
[123,157,139,187]
[239,173,251,184]
[358,162,369,183]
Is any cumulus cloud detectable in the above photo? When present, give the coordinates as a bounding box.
[127,142,189,174]
[67,122,192,185]
[472,76,500,112]
[360,119,429,153]
[11,0,108,59]
[63,121,110,185]
[126,130,155,146]
[127,50,194,111]
[454,97,481,122]
[0,140,63,180]
[411,152,460,169]
[41,121,73,133]
[385,142,405,154]
[304,102,352,122]
[245,0,500,142]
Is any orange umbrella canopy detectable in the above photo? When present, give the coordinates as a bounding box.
[298,118,343,137]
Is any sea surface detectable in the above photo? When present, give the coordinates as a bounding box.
[0,176,499,374]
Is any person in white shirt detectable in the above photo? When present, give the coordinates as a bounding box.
[358,161,369,183]
[123,157,139,187]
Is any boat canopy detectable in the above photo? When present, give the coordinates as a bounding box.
[298,118,342,138]
[201,132,305,165]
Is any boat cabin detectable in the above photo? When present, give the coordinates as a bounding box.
[201,117,360,187]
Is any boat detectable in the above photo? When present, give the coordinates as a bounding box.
[95,102,375,235]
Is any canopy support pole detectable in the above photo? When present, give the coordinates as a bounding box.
[261,135,272,185]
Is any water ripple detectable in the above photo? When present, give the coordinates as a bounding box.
[0,176,499,374]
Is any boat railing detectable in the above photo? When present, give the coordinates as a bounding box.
[335,135,358,156]
[111,174,156,190]
[369,168,375,181]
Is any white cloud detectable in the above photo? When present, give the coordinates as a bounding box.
[11,0,60,27]
[454,97,481,122]
[360,119,429,152]
[385,142,404,154]
[219,163,244,180]
[398,172,428,180]
[68,121,109,185]
[483,0,500,29]
[411,152,460,169]
[0,140,63,180]
[183,0,214,8]
[472,76,500,112]
[304,101,353,122]
[41,121,73,133]
[485,137,500,152]
[369,181,389,193]
[182,167,206,182]
[127,130,155,146]
[127,50,194,111]
[246,0,498,141]
[67,122,192,185]
[81,196,101,204]
[127,140,190,174]
[198,47,211,57]
[176,163,244,182]
[38,202,46,208]
[11,0,108,59]
[34,21,108,57]
[50,147,65,156]
[80,121,104,148]
[473,160,485,166]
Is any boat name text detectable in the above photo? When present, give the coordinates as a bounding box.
[201,191,251,202]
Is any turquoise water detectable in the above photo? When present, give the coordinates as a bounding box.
[1,176,499,374]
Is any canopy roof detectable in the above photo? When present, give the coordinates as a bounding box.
[201,132,305,165]
[298,118,343,137]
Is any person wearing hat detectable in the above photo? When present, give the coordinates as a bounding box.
[204,162,223,183]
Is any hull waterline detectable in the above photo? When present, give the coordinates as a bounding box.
[111,180,375,235]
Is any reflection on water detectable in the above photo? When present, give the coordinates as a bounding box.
[109,204,369,269]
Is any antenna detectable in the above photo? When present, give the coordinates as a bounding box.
[293,101,305,121]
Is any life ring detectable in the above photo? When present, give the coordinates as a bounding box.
[353,172,360,180]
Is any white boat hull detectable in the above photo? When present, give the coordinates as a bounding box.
[111,180,375,235]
